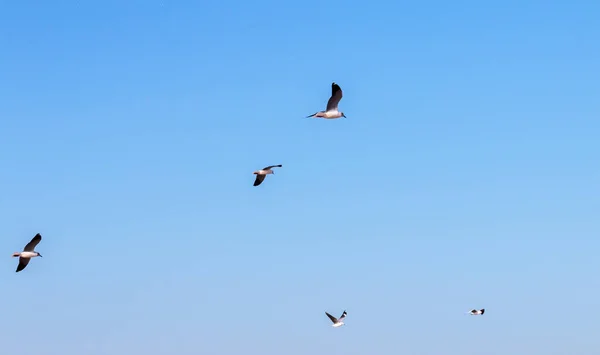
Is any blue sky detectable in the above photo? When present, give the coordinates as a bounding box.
[1,0,599,354]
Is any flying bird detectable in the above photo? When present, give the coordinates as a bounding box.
[468,308,485,316]
[253,165,282,186]
[306,82,346,119]
[325,310,347,327]
[13,233,43,273]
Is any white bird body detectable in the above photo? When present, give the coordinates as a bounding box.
[15,251,39,258]
[332,321,344,327]
[321,110,343,119]
[255,169,275,175]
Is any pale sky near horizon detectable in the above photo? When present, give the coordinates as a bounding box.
[1,1,599,354]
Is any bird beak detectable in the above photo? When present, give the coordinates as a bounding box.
[342,114,347,118]
[38,254,43,257]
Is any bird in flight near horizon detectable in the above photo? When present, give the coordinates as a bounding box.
[468,308,485,316]
[325,310,347,327]
[252,165,283,186]
[13,233,43,273]
[306,82,346,119]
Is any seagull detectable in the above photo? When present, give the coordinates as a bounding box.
[306,82,346,119]
[325,310,347,327]
[253,165,282,186]
[468,308,485,316]
[12,233,43,273]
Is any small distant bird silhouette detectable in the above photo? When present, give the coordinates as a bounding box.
[468,308,485,316]
[306,82,346,119]
[253,165,282,186]
[13,233,43,272]
[325,310,347,327]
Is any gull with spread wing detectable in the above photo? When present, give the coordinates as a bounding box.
[12,233,43,273]
[325,310,347,327]
[467,308,485,316]
[253,165,283,186]
[306,82,346,119]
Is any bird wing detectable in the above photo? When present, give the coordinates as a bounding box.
[325,312,338,324]
[23,233,42,251]
[262,165,282,170]
[326,83,343,111]
[253,174,266,186]
[338,311,347,321]
[16,257,30,272]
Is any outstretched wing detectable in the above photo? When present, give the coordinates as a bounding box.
[325,312,338,324]
[262,164,282,170]
[338,310,347,321]
[253,174,266,186]
[24,233,42,252]
[16,257,30,272]
[326,83,343,112]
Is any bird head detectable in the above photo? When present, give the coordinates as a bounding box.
[12,252,20,257]
[37,252,43,257]
[341,112,346,118]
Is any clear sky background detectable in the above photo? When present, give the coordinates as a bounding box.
[1,0,599,354]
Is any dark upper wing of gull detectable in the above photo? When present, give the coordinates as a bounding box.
[16,257,30,272]
[23,233,42,251]
[326,82,343,112]
[262,165,282,170]
[253,174,266,186]
[325,312,338,323]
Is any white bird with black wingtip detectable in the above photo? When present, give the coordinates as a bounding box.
[252,165,282,186]
[306,82,346,119]
[468,308,485,316]
[12,233,43,273]
[325,310,347,327]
